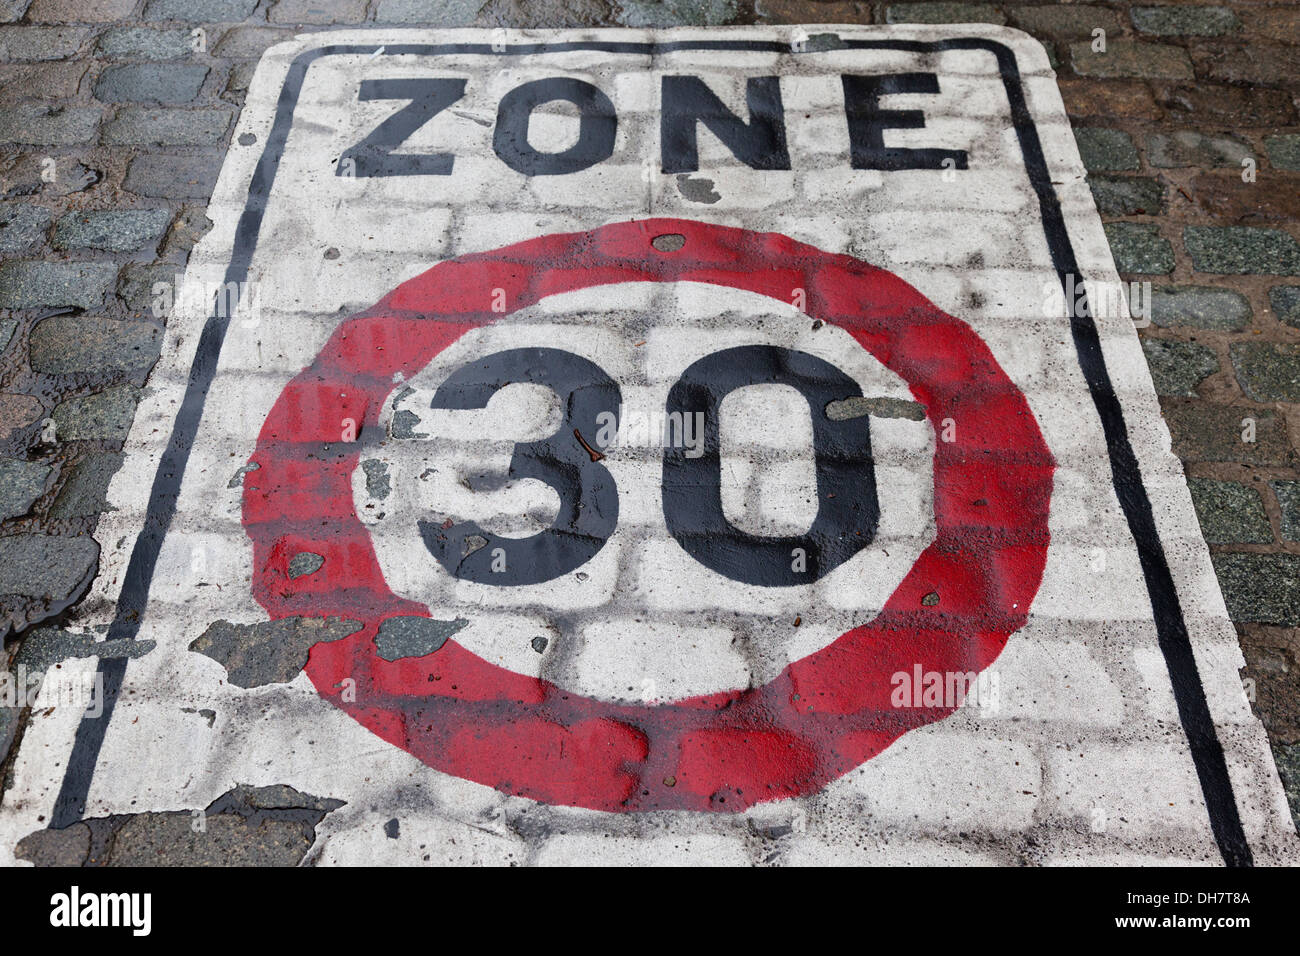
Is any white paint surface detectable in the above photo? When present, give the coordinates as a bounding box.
[1,26,1295,867]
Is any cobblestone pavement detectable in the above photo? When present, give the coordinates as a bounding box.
[0,0,1297,835]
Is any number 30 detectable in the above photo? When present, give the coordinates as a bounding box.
[415,345,879,587]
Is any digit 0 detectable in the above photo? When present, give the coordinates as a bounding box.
[662,345,879,586]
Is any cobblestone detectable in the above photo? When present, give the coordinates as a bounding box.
[1150,286,1251,331]
[1275,744,1300,831]
[1056,79,1161,121]
[26,0,136,20]
[1088,175,1161,216]
[0,457,51,521]
[0,394,42,440]
[96,26,196,59]
[160,204,212,258]
[1007,5,1120,39]
[0,25,87,60]
[0,60,86,104]
[100,106,232,145]
[1069,40,1194,80]
[0,203,50,252]
[1191,44,1298,90]
[0,104,98,144]
[1189,172,1300,225]
[143,0,260,20]
[94,63,209,104]
[1163,404,1292,467]
[1130,5,1238,37]
[1273,481,1300,543]
[0,533,98,603]
[51,208,171,253]
[1086,175,1159,218]
[1141,339,1218,397]
[1269,286,1300,330]
[755,0,870,25]
[1239,7,1300,38]
[1211,554,1300,627]
[50,384,141,442]
[124,153,222,199]
[1266,136,1300,173]
[49,451,124,518]
[213,26,295,57]
[1146,131,1251,169]
[1184,227,1300,276]
[28,314,163,376]
[884,3,1005,25]
[615,0,739,28]
[1230,342,1300,403]
[1104,222,1174,274]
[373,0,482,24]
[1073,127,1139,172]
[0,153,99,198]
[1186,477,1271,545]
[0,260,116,309]
[269,0,370,24]
[115,262,174,316]
[1154,85,1295,127]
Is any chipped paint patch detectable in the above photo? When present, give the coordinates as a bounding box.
[373,616,469,662]
[361,459,391,500]
[189,617,361,688]
[676,174,720,204]
[288,551,324,579]
[15,784,344,866]
[227,462,260,488]
[825,396,927,421]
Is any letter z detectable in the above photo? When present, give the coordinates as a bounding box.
[338,78,467,177]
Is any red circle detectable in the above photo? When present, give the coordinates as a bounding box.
[244,218,1054,812]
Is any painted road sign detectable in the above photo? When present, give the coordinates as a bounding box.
[2,26,1297,866]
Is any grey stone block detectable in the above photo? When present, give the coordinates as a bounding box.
[124,153,221,199]
[52,208,172,252]
[0,203,51,252]
[50,384,141,442]
[0,260,117,309]
[0,457,51,521]
[94,63,209,104]
[101,107,231,145]
[0,533,99,603]
[29,314,163,376]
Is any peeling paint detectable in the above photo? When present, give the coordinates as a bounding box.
[676,174,720,203]
[227,462,260,488]
[189,617,361,688]
[288,551,324,579]
[802,32,847,52]
[373,615,469,662]
[825,396,927,421]
[391,408,424,439]
[181,707,217,727]
[15,783,344,866]
[12,629,156,672]
[361,458,391,500]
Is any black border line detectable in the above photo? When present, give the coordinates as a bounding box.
[46,35,1252,866]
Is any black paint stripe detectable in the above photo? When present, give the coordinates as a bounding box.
[49,37,1252,865]
[933,39,1251,867]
